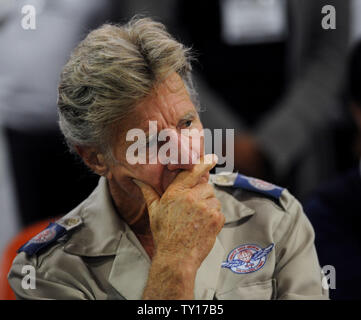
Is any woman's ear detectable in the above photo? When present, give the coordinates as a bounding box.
[75,146,109,176]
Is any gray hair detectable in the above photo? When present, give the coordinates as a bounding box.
[57,16,198,161]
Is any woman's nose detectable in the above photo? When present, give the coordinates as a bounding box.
[166,148,198,171]
[157,129,200,171]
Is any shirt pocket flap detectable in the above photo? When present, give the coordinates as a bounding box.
[216,279,277,300]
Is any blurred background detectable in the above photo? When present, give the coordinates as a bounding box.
[0,0,361,299]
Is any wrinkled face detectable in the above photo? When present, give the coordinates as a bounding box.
[107,72,204,200]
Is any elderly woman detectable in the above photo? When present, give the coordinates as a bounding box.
[8,17,327,300]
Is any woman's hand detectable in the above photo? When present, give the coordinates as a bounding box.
[134,154,225,299]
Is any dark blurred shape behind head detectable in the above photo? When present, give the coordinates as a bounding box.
[349,41,361,108]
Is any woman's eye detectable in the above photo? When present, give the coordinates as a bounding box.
[184,120,192,128]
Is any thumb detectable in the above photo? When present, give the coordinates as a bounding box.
[133,179,160,212]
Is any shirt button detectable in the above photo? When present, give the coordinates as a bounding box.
[65,217,80,226]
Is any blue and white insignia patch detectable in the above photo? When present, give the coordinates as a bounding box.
[221,243,274,274]
[234,174,283,200]
[17,222,67,256]
[210,172,284,200]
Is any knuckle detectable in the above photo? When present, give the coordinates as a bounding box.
[207,208,218,220]
[197,201,208,212]
[208,218,220,231]
[210,209,224,224]
[184,191,195,203]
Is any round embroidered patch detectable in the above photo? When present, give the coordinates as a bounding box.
[30,226,57,244]
[221,243,274,274]
[248,178,275,191]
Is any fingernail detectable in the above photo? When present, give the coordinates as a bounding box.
[204,153,218,164]
[213,154,218,163]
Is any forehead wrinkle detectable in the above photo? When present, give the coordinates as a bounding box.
[143,84,189,131]
[164,72,186,93]
[157,79,194,123]
[159,94,177,127]
[124,73,196,136]
[136,94,169,133]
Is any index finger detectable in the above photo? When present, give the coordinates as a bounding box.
[168,154,218,190]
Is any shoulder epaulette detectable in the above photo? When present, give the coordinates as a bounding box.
[210,172,284,201]
[17,216,82,256]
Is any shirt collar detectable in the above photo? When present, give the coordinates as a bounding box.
[62,176,255,299]
[63,177,255,257]
[63,176,124,257]
[213,186,255,224]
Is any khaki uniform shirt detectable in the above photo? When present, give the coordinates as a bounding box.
[8,175,328,300]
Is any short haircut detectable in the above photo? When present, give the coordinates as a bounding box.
[57,16,197,160]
